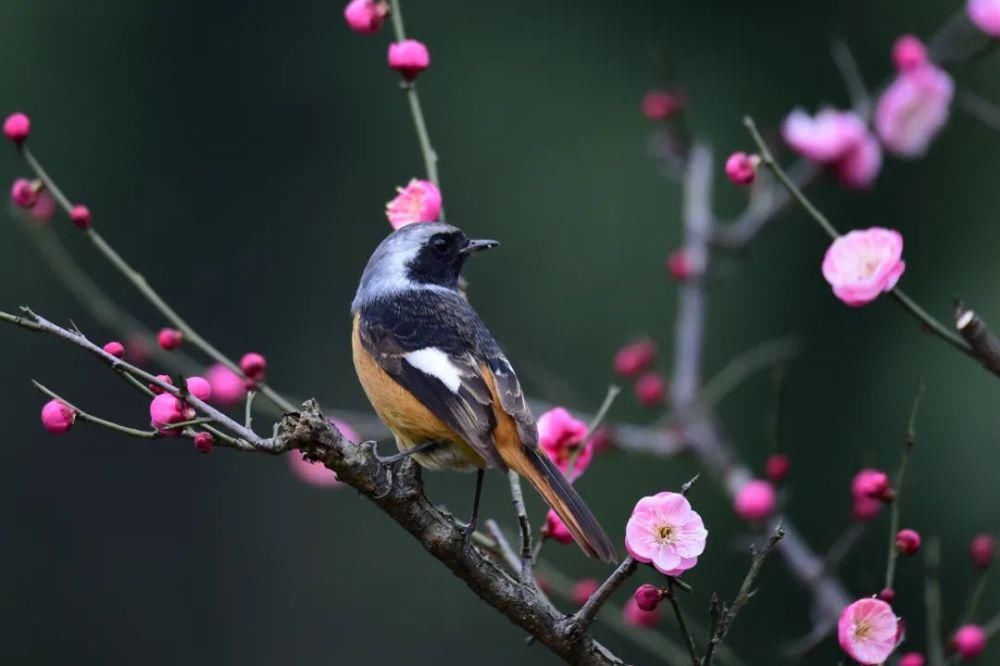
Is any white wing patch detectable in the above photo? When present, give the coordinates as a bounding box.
[404,347,464,393]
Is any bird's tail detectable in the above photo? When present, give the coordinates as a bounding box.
[509,446,617,562]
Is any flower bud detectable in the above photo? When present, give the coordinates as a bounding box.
[970,534,997,569]
[895,529,922,556]
[634,372,667,407]
[240,352,267,382]
[3,112,30,144]
[102,341,125,359]
[193,431,214,454]
[633,583,664,612]
[388,39,430,81]
[765,453,790,484]
[70,204,92,230]
[157,327,183,351]
[725,151,760,186]
[41,399,76,434]
[952,625,987,661]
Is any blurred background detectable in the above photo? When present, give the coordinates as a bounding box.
[1,0,998,663]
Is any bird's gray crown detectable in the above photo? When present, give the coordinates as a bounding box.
[352,222,465,311]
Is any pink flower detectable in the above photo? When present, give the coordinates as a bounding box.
[571,578,600,606]
[240,352,267,382]
[782,107,867,163]
[893,35,928,72]
[206,363,246,405]
[952,625,987,660]
[388,39,430,81]
[623,596,661,628]
[537,407,592,481]
[186,376,212,401]
[634,372,667,407]
[852,468,892,500]
[836,133,883,189]
[102,341,125,359]
[10,178,37,208]
[542,509,574,545]
[969,0,1000,37]
[41,399,76,434]
[385,179,442,229]
[157,327,183,351]
[149,393,195,433]
[150,374,174,394]
[28,189,56,222]
[970,534,997,569]
[899,653,926,666]
[3,112,30,144]
[822,228,906,307]
[69,204,92,230]
[853,496,883,522]
[733,479,777,521]
[642,90,683,121]
[288,418,359,487]
[838,598,900,665]
[343,0,388,34]
[875,64,954,158]
[895,529,922,555]
[725,151,759,185]
[625,491,707,576]
[613,338,657,378]
[765,453,790,484]
[193,431,214,454]
[634,583,664,611]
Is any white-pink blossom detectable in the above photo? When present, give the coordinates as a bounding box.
[875,64,954,158]
[838,598,900,665]
[821,228,906,307]
[782,107,868,163]
[624,491,707,576]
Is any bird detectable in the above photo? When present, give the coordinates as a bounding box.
[350,222,616,562]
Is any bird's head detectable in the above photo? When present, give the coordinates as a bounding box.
[352,222,499,310]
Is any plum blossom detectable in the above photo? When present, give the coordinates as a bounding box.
[625,491,707,576]
[875,64,954,158]
[386,179,442,229]
[733,479,777,521]
[838,598,900,665]
[537,407,592,480]
[968,0,1000,37]
[782,107,868,163]
[542,509,574,544]
[836,133,883,190]
[821,228,905,307]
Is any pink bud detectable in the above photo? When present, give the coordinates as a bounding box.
[41,399,76,434]
[852,468,892,500]
[206,363,246,405]
[641,90,683,121]
[968,0,1000,38]
[878,587,896,603]
[725,151,759,186]
[157,327,183,351]
[733,479,777,521]
[240,352,267,382]
[893,34,928,72]
[613,338,657,378]
[970,534,997,569]
[666,248,696,281]
[150,374,174,395]
[634,372,667,407]
[388,39,430,81]
[634,583,664,612]
[895,529,922,555]
[952,625,987,660]
[102,341,125,359]
[69,204,92,230]
[765,453,790,484]
[29,190,56,222]
[3,112,30,144]
[852,496,883,522]
[149,393,194,433]
[10,178,37,208]
[623,596,661,628]
[899,653,926,666]
[343,0,389,34]
[193,431,214,453]
[542,509,574,545]
[571,578,600,606]
[186,376,212,401]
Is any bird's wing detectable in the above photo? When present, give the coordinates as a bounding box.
[485,354,537,449]
[357,294,508,469]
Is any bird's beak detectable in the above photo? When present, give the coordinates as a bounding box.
[460,238,500,255]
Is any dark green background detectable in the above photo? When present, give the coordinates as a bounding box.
[1,1,998,664]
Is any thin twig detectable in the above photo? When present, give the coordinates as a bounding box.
[925,537,946,666]
[245,389,257,430]
[884,381,924,591]
[702,525,785,665]
[701,337,799,407]
[507,470,534,582]
[665,578,700,666]
[831,39,871,119]
[32,381,160,440]
[743,116,974,358]
[571,557,638,630]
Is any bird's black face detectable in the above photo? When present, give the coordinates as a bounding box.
[406,230,499,289]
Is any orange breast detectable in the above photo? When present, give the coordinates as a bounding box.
[351,314,486,470]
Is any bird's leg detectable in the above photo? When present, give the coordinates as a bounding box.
[459,468,486,538]
[375,440,439,465]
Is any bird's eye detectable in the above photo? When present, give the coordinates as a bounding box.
[431,236,449,252]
